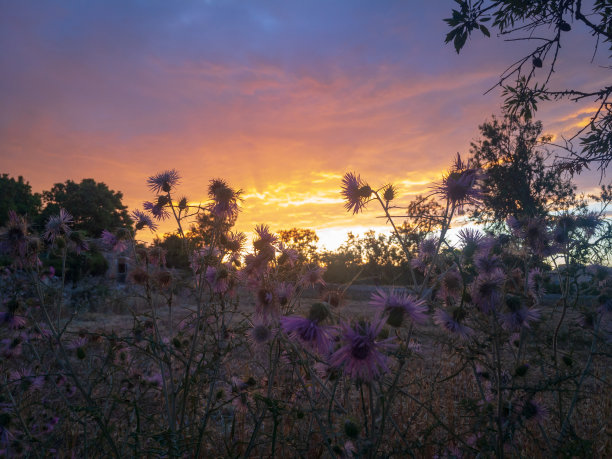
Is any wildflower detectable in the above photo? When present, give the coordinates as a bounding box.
[44,208,72,242]
[379,184,396,204]
[506,215,522,235]
[521,399,548,424]
[434,307,472,339]
[510,217,554,256]
[205,265,232,293]
[101,230,127,253]
[341,172,372,214]
[330,317,396,381]
[256,287,278,321]
[300,266,326,288]
[254,224,278,246]
[223,231,247,253]
[248,321,273,349]
[501,295,540,331]
[143,371,163,388]
[128,267,149,285]
[0,338,22,358]
[576,212,600,237]
[1,211,29,260]
[474,252,503,274]
[208,178,242,221]
[438,269,463,302]
[527,268,547,299]
[153,270,173,289]
[0,312,26,330]
[143,200,170,221]
[68,231,89,254]
[471,269,505,313]
[432,154,480,209]
[418,237,438,258]
[412,237,438,270]
[277,242,299,266]
[369,288,427,327]
[281,315,335,355]
[275,282,294,307]
[458,227,484,254]
[131,209,158,231]
[147,169,180,193]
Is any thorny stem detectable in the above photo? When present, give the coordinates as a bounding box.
[373,191,418,287]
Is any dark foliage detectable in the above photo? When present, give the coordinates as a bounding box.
[0,174,42,227]
[37,179,132,237]
[470,115,575,226]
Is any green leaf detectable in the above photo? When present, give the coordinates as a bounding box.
[479,24,491,37]
[454,31,468,53]
[445,28,459,44]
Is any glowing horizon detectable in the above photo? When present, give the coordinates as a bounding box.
[1,1,607,250]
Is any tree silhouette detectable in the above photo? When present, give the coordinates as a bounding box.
[445,0,612,175]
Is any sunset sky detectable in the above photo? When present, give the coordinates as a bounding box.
[1,1,609,248]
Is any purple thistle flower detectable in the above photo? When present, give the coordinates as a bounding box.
[527,268,547,299]
[224,231,247,253]
[205,264,232,294]
[254,224,278,245]
[101,230,128,253]
[329,317,396,381]
[471,269,505,313]
[576,212,600,237]
[369,288,427,327]
[474,252,503,275]
[67,336,88,350]
[458,227,485,249]
[143,200,170,221]
[69,231,89,254]
[438,269,463,303]
[501,296,540,331]
[275,282,294,307]
[278,243,299,266]
[208,178,242,221]
[432,154,480,209]
[0,312,26,330]
[1,211,29,259]
[521,399,548,424]
[147,169,180,193]
[255,287,278,321]
[417,237,438,259]
[433,308,473,339]
[44,208,73,242]
[248,320,274,349]
[341,172,372,214]
[506,215,522,235]
[281,315,335,355]
[131,209,158,231]
[300,266,326,288]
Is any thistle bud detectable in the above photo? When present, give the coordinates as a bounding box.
[344,419,360,439]
[358,185,372,198]
[386,307,405,328]
[383,184,396,202]
[514,363,529,377]
[308,302,330,323]
[558,21,571,32]
[532,57,542,68]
